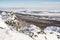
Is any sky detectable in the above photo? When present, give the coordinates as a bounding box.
[0,0,60,9]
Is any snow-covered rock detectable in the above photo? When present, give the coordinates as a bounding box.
[22,24,41,37]
[0,11,60,40]
[44,26,60,40]
[44,26,60,34]
[0,15,33,40]
[0,15,9,29]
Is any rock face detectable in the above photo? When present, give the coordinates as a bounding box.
[15,13,60,27]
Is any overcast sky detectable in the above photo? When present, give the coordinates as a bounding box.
[0,0,60,9]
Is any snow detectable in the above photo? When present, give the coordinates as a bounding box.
[44,26,60,33]
[45,33,58,40]
[22,24,60,40]
[0,16,33,40]
[0,28,33,40]
[0,16,8,29]
[0,11,60,40]
[22,24,41,37]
